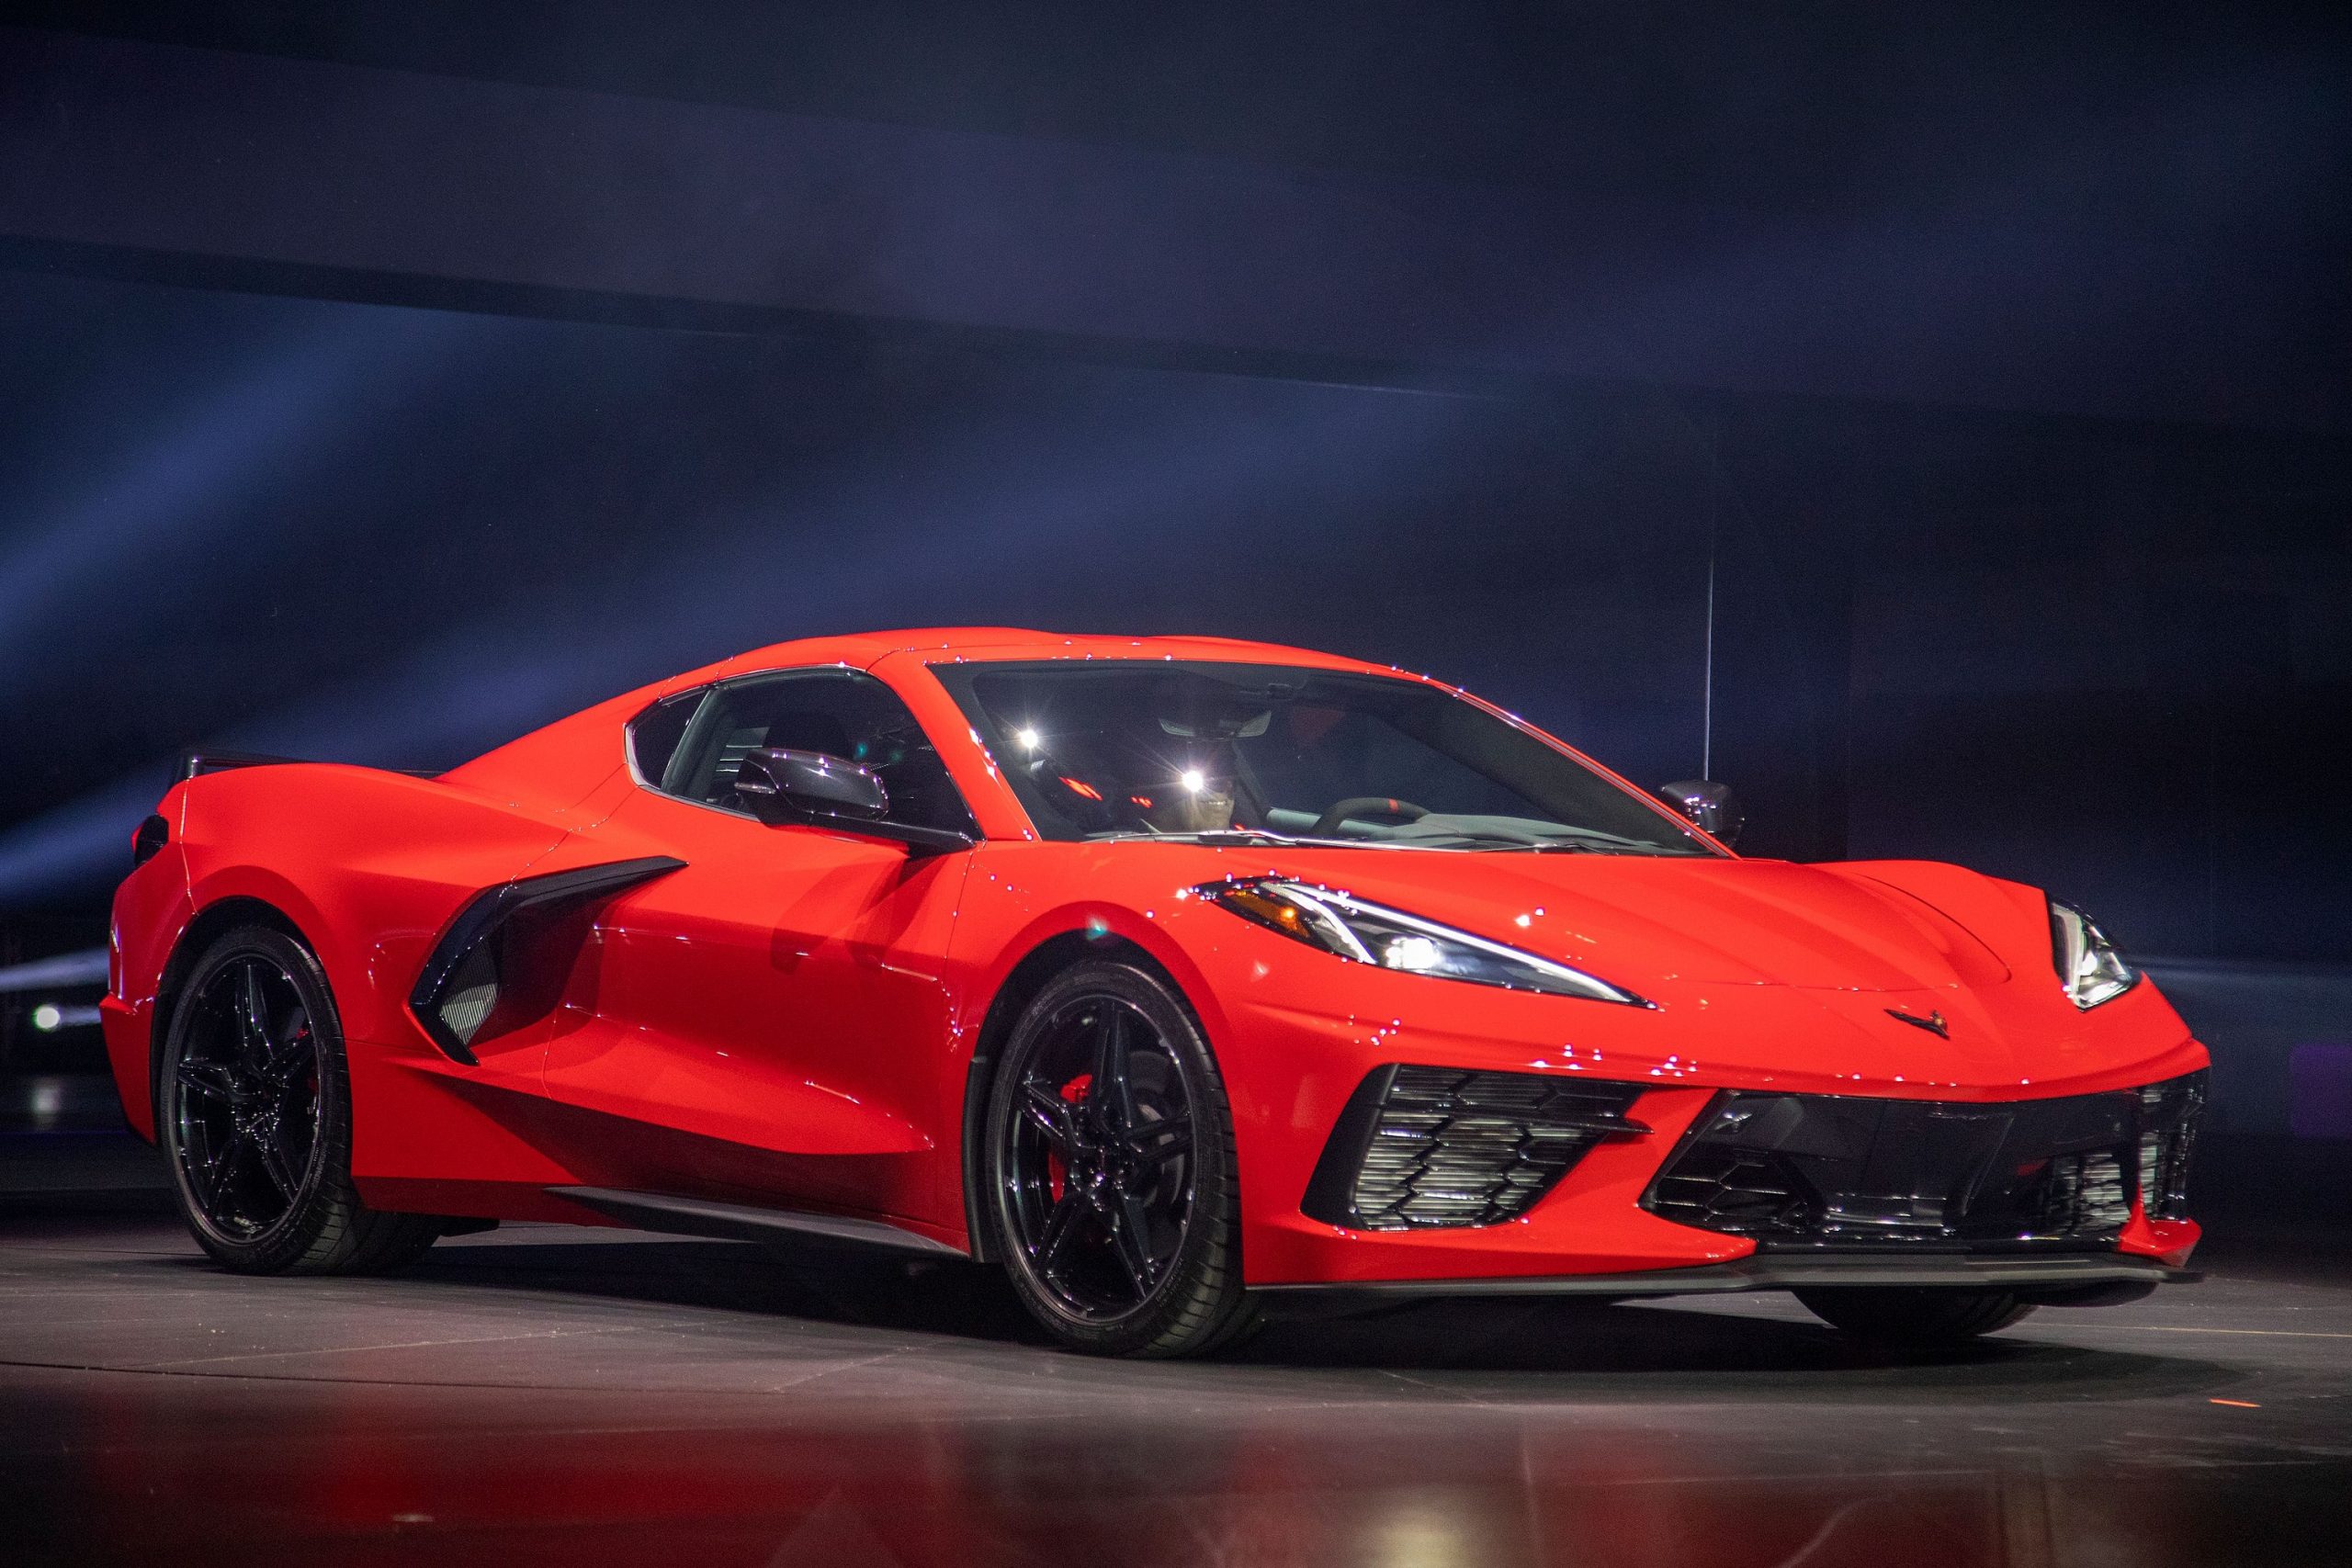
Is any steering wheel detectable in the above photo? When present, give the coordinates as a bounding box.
[1311,796,1431,838]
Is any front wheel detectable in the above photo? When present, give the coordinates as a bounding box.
[983,960,1258,1357]
[1795,1286,2037,1347]
[158,925,444,1276]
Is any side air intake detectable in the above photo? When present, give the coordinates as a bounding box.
[408,857,684,1064]
[1301,1066,1647,1230]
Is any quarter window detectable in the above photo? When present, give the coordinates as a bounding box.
[626,688,702,786]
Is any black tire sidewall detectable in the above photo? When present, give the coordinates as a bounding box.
[985,959,1246,1356]
[158,926,355,1274]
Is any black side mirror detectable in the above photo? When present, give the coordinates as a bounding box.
[734,747,974,855]
[736,747,889,819]
[1657,780,1745,848]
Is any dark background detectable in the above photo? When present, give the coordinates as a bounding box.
[1,3,2346,1143]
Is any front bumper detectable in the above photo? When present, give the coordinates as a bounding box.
[1229,998,2208,1286]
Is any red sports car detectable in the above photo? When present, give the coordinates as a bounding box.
[101,628,2205,1357]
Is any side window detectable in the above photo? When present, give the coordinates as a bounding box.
[627,688,703,788]
[655,669,978,835]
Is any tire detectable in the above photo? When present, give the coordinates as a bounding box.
[157,924,444,1276]
[1794,1286,2037,1347]
[983,960,1259,1357]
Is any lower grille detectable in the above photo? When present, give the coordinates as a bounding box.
[1302,1066,1646,1230]
[1642,1069,2207,1250]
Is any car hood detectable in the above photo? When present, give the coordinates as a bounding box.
[1224,850,2015,995]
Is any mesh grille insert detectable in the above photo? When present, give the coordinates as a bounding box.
[1642,1069,2207,1251]
[1302,1066,1646,1230]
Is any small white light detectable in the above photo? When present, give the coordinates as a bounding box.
[1383,935,1446,972]
[30,1003,62,1032]
[1014,727,1041,751]
[1181,769,1206,793]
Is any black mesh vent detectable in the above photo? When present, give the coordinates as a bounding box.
[1302,1066,1646,1230]
[1642,1070,2207,1251]
[1645,1145,1806,1235]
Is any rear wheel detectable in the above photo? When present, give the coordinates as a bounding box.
[1795,1286,2037,1347]
[984,961,1258,1357]
[158,925,443,1276]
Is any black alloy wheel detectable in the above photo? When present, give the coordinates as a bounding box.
[170,951,323,1243]
[986,960,1257,1357]
[159,925,445,1275]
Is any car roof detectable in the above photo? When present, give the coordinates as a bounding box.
[708,627,1404,681]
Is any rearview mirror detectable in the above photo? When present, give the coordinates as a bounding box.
[736,747,889,820]
[1657,780,1745,848]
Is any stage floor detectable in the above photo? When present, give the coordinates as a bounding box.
[3,1195,2348,1568]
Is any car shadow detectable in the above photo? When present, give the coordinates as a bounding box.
[357,1229,2243,1403]
[1236,1294,2232,1401]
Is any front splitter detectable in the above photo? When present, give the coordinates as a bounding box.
[1253,1252,2198,1304]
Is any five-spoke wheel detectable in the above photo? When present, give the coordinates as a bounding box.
[986,960,1255,1357]
[169,954,323,1243]
[159,925,445,1275]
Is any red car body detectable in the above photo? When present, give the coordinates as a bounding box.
[101,628,2205,1295]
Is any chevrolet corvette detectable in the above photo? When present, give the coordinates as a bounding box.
[101,628,2205,1357]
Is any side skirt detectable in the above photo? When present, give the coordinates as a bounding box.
[548,1186,969,1258]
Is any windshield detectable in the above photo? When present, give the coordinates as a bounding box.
[930,660,1718,855]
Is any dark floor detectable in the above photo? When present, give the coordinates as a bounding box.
[4,1082,2349,1567]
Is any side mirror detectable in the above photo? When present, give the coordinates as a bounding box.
[733,746,976,856]
[736,747,889,820]
[1657,780,1744,847]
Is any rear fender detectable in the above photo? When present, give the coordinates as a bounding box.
[176,766,575,1049]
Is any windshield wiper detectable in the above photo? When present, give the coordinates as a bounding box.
[1082,825,1707,855]
[1082,828,1363,849]
[1432,828,1705,856]
[1524,840,1706,856]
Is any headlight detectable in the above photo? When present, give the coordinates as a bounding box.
[2049,899,2137,1010]
[1198,877,1650,1006]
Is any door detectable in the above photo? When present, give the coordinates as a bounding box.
[542,667,978,1226]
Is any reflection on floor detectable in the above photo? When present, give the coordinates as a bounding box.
[4,1080,2348,1568]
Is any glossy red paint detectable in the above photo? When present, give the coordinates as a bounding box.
[102,628,2204,1287]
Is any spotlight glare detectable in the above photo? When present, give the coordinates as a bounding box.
[1015,727,1041,751]
[30,1003,62,1032]
[1181,769,1206,794]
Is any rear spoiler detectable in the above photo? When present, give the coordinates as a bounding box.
[178,750,305,781]
[176,751,441,783]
